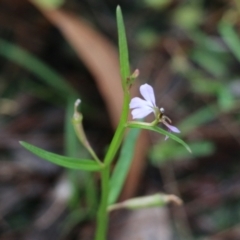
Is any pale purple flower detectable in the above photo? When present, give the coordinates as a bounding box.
[129,84,180,136]
[130,84,158,119]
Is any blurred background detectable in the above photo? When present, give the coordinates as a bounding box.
[1,0,240,239]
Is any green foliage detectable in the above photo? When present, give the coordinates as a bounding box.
[190,77,223,95]
[172,4,203,30]
[219,20,240,63]
[65,96,81,157]
[136,28,159,49]
[116,6,130,89]
[151,140,215,165]
[19,141,103,171]
[103,6,131,166]
[190,49,228,77]
[178,105,216,134]
[0,39,77,99]
[31,0,65,9]
[143,0,170,10]
[108,128,140,205]
[127,123,191,153]
[217,87,234,111]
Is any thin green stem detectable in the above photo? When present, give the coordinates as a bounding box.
[94,88,130,240]
[94,7,131,238]
[104,93,130,165]
[95,166,110,240]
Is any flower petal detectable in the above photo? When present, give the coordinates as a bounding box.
[129,97,151,109]
[163,122,181,133]
[131,107,153,119]
[140,84,156,107]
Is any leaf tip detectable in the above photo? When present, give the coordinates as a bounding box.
[187,146,192,153]
[19,141,28,149]
[116,5,122,16]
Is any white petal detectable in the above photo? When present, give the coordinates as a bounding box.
[129,97,151,109]
[163,122,181,133]
[131,107,153,119]
[140,84,156,107]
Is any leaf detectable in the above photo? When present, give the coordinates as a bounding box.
[127,123,191,153]
[20,141,103,171]
[65,96,80,157]
[151,141,215,164]
[0,39,77,98]
[191,48,227,77]
[108,128,140,205]
[178,105,216,134]
[108,193,182,211]
[116,6,130,89]
[219,21,240,63]
[31,0,65,9]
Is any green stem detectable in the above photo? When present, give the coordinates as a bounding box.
[95,166,110,240]
[94,91,130,239]
[104,93,130,165]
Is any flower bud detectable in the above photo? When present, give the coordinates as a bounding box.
[127,69,140,87]
[73,99,83,123]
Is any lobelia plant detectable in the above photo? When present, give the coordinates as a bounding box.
[20,6,191,240]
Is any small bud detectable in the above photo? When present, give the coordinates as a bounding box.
[127,69,140,87]
[131,69,139,78]
[73,99,82,123]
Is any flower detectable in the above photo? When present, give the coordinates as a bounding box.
[129,83,158,119]
[129,84,180,136]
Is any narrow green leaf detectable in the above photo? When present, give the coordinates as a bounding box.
[178,104,216,133]
[116,6,130,89]
[0,39,77,98]
[31,0,65,9]
[108,128,140,205]
[191,49,227,77]
[219,21,240,63]
[20,141,103,171]
[151,140,215,164]
[108,193,182,211]
[128,123,191,153]
[65,96,79,157]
